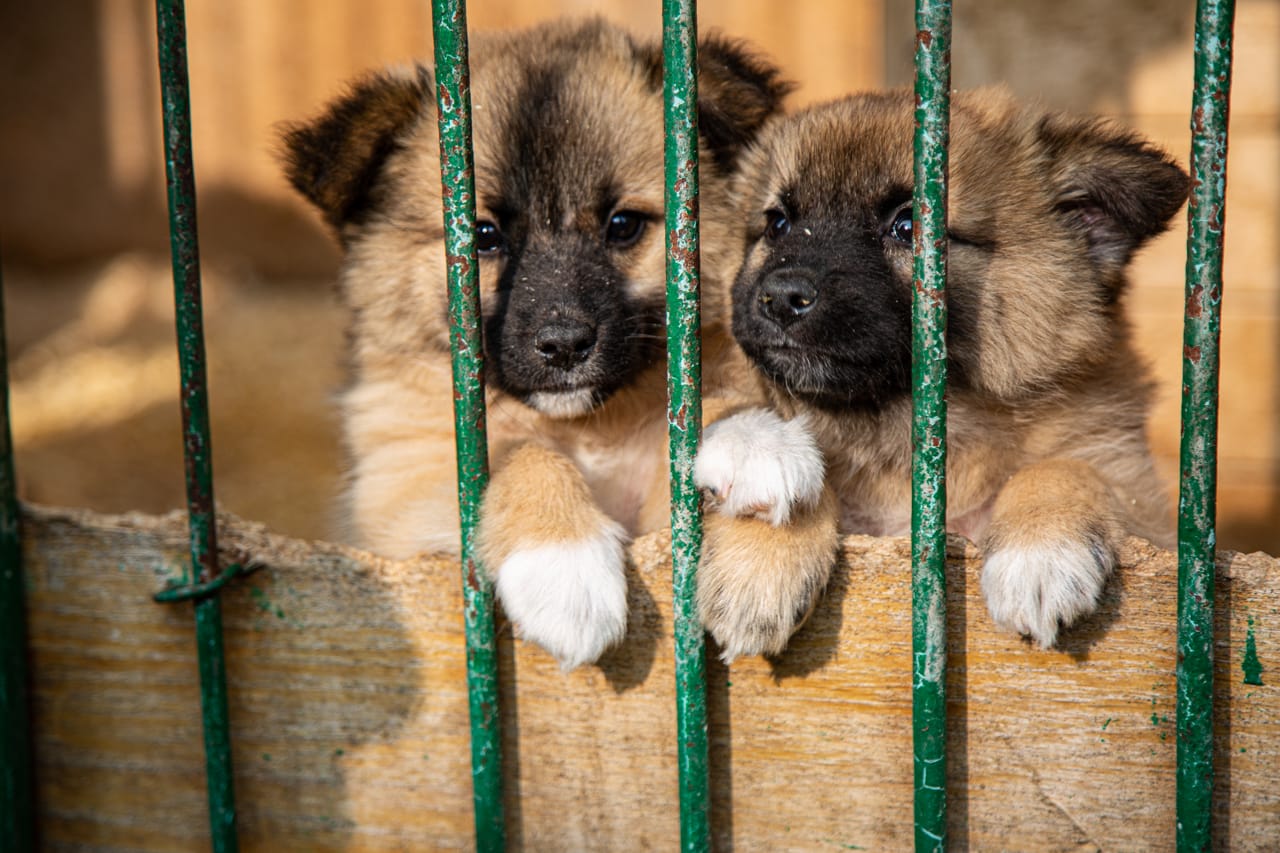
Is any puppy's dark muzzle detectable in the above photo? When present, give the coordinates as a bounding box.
[534,320,598,370]
[757,270,818,328]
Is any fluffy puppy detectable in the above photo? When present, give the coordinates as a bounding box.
[697,89,1188,656]
[281,18,787,669]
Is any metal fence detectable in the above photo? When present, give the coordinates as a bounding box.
[0,0,1237,850]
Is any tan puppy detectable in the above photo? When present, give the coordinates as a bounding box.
[281,19,787,669]
[696,90,1188,658]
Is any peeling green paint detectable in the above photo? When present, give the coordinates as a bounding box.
[663,4,709,850]
[1177,4,1236,849]
[1243,616,1264,686]
[154,2,238,848]
[911,3,952,851]
[248,586,303,629]
[249,587,280,619]
[430,3,504,849]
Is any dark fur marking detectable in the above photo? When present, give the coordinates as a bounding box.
[631,33,793,174]
[476,43,668,406]
[732,216,914,411]
[1036,113,1190,273]
[697,34,795,172]
[281,67,432,231]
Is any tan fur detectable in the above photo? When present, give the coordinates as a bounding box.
[699,485,840,660]
[710,89,1188,651]
[475,444,633,569]
[283,19,785,668]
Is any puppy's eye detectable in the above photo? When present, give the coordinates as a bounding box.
[764,209,791,241]
[605,211,647,248]
[476,220,505,254]
[887,206,913,245]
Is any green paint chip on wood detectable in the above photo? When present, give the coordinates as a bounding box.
[1243,616,1264,686]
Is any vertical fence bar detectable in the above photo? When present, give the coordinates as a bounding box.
[0,262,35,852]
[429,2,505,849]
[662,1,709,850]
[153,1,238,849]
[1177,1,1235,849]
[910,1,952,850]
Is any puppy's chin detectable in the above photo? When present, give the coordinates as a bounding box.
[748,344,907,413]
[525,388,602,419]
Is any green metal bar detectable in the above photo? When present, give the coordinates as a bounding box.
[662,2,709,850]
[153,2,237,850]
[1177,1,1235,849]
[0,261,35,852]
[910,1,951,850]
[154,563,254,603]
[429,3,504,850]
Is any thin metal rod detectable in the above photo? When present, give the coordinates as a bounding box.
[662,1,709,850]
[1176,1,1235,849]
[910,1,952,850]
[0,260,35,852]
[429,2,504,849]
[153,2,237,849]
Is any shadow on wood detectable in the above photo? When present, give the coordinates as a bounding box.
[20,504,1279,850]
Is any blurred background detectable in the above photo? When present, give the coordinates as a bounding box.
[2,0,1277,552]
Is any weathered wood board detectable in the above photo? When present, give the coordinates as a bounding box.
[18,504,1279,851]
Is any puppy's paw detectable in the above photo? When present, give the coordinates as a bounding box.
[694,409,824,526]
[697,488,839,663]
[980,534,1115,649]
[981,458,1126,648]
[492,521,629,671]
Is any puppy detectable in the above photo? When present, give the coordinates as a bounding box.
[281,18,787,669]
[696,89,1189,657]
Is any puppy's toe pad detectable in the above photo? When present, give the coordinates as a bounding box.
[494,526,628,671]
[694,409,824,525]
[981,540,1113,649]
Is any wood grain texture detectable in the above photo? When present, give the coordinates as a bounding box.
[21,504,1279,851]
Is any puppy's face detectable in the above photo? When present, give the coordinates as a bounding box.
[283,19,787,418]
[731,90,1189,410]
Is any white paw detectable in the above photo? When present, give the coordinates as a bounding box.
[693,409,824,526]
[492,523,629,671]
[981,538,1115,648]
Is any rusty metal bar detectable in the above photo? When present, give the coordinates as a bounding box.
[910,1,952,850]
[429,1,505,849]
[1176,0,1236,849]
[153,1,238,849]
[662,0,710,849]
[0,259,35,851]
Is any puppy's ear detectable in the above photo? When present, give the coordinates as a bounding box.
[632,35,792,173]
[1037,114,1190,273]
[696,35,793,172]
[280,66,432,231]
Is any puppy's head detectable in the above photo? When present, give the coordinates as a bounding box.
[730,90,1190,410]
[281,18,788,418]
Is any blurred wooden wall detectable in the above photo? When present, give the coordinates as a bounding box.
[1,0,882,277]
[1,1,1277,553]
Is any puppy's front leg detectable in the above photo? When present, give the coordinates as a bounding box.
[476,444,628,671]
[980,458,1126,648]
[694,408,840,662]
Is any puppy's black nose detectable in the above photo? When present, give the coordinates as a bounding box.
[534,320,597,369]
[758,272,818,326]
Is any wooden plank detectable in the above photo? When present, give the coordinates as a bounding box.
[21,504,1279,851]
